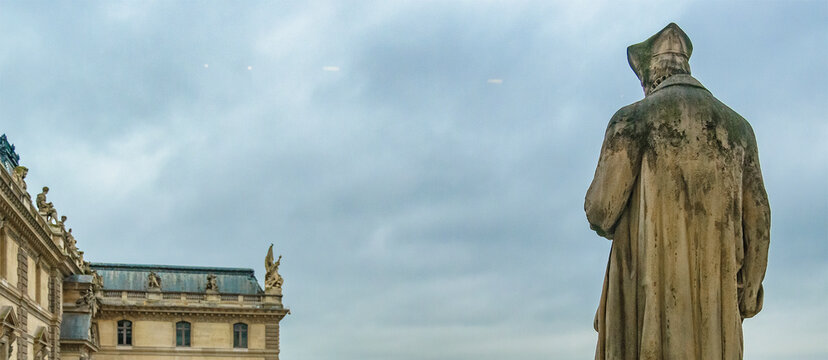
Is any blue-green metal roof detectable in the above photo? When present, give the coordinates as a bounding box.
[64,274,94,283]
[61,313,92,341]
[90,263,263,294]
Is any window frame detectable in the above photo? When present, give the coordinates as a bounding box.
[233,323,248,349]
[117,319,132,346]
[176,321,191,347]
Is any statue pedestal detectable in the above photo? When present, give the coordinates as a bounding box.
[205,290,220,302]
[263,288,283,307]
[147,288,162,301]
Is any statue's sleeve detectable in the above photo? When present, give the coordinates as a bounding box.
[739,135,770,318]
[584,109,643,240]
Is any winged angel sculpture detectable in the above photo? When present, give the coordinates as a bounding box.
[264,244,283,291]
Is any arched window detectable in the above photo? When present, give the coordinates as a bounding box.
[176,321,191,347]
[117,320,132,345]
[233,323,248,348]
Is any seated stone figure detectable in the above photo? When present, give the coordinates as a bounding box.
[36,186,58,223]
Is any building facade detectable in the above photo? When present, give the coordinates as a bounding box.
[0,134,79,360]
[0,134,288,360]
[89,263,287,360]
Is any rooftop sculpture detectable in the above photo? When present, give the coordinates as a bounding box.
[12,166,27,191]
[36,186,59,224]
[206,273,219,292]
[147,271,162,290]
[264,244,283,292]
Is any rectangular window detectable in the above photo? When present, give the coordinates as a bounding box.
[117,320,132,345]
[233,323,248,348]
[176,321,191,347]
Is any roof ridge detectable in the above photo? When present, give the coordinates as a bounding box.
[90,262,255,274]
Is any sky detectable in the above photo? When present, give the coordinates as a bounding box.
[0,1,826,359]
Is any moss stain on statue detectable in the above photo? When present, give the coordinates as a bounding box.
[585,23,770,360]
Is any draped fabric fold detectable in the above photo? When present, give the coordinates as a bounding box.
[585,75,770,360]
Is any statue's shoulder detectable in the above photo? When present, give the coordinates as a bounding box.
[709,96,758,149]
[649,78,759,149]
[607,102,642,131]
[612,102,639,119]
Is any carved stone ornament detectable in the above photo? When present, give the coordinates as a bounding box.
[33,327,49,360]
[35,186,58,224]
[264,244,283,291]
[66,228,78,256]
[147,271,162,290]
[58,215,68,233]
[75,289,99,315]
[93,271,104,291]
[75,251,86,270]
[206,274,218,292]
[12,166,27,191]
[585,23,770,359]
[0,305,18,357]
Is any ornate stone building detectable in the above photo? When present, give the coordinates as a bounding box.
[88,263,287,359]
[0,134,288,360]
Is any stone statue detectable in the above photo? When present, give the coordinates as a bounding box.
[58,215,68,233]
[66,228,78,255]
[206,274,218,292]
[92,272,104,296]
[12,166,27,191]
[36,186,58,224]
[75,288,99,315]
[147,271,161,290]
[585,23,770,359]
[81,260,92,275]
[264,244,283,290]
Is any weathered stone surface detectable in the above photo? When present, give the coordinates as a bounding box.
[264,244,283,291]
[585,23,770,359]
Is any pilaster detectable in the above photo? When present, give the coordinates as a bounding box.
[265,323,280,360]
[49,273,61,360]
[16,246,27,360]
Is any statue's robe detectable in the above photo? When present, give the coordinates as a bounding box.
[585,74,770,360]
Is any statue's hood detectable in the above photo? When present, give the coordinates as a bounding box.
[627,23,693,81]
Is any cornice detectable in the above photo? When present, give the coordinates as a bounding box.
[98,304,288,323]
[59,339,99,353]
[96,345,277,357]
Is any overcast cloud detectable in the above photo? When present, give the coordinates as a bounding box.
[1,1,826,359]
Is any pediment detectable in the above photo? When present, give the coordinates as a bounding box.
[33,326,48,345]
[0,306,18,329]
